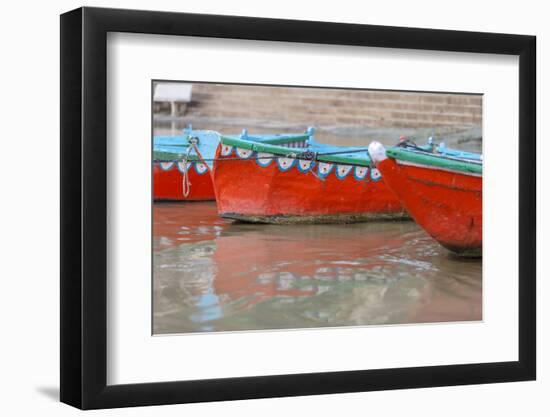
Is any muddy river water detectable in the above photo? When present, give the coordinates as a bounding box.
[153,202,481,334]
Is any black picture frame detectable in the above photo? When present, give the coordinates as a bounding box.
[60,6,536,410]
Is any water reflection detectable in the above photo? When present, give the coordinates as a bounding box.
[153,202,482,334]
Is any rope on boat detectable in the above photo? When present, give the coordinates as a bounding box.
[181,136,213,198]
[191,148,370,162]
[190,140,210,170]
[161,145,375,176]
[181,146,193,198]
[161,138,481,177]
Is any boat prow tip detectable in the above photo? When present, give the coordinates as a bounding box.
[368,141,387,163]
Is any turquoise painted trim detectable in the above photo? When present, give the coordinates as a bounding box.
[437,143,482,161]
[153,129,219,167]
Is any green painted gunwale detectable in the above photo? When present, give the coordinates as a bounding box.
[153,151,201,162]
[220,135,372,167]
[386,147,482,175]
[252,134,311,145]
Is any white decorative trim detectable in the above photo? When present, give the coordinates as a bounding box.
[277,157,295,171]
[354,166,368,180]
[220,144,233,156]
[298,159,314,172]
[318,162,333,177]
[370,168,382,181]
[236,147,253,159]
[257,152,274,167]
[159,161,174,171]
[336,165,353,179]
[194,162,208,174]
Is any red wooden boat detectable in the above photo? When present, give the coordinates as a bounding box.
[153,127,218,201]
[211,129,408,223]
[368,141,482,256]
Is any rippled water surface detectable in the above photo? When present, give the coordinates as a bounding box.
[153,202,482,334]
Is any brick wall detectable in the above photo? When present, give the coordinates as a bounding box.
[180,83,481,129]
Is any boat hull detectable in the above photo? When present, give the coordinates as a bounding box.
[375,157,482,256]
[212,146,407,223]
[153,161,215,201]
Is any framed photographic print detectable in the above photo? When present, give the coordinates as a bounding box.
[60,6,536,409]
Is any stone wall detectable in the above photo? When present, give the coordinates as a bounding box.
[156,83,481,129]
[153,82,482,148]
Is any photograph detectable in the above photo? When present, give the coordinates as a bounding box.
[55,3,538,412]
[152,81,483,335]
